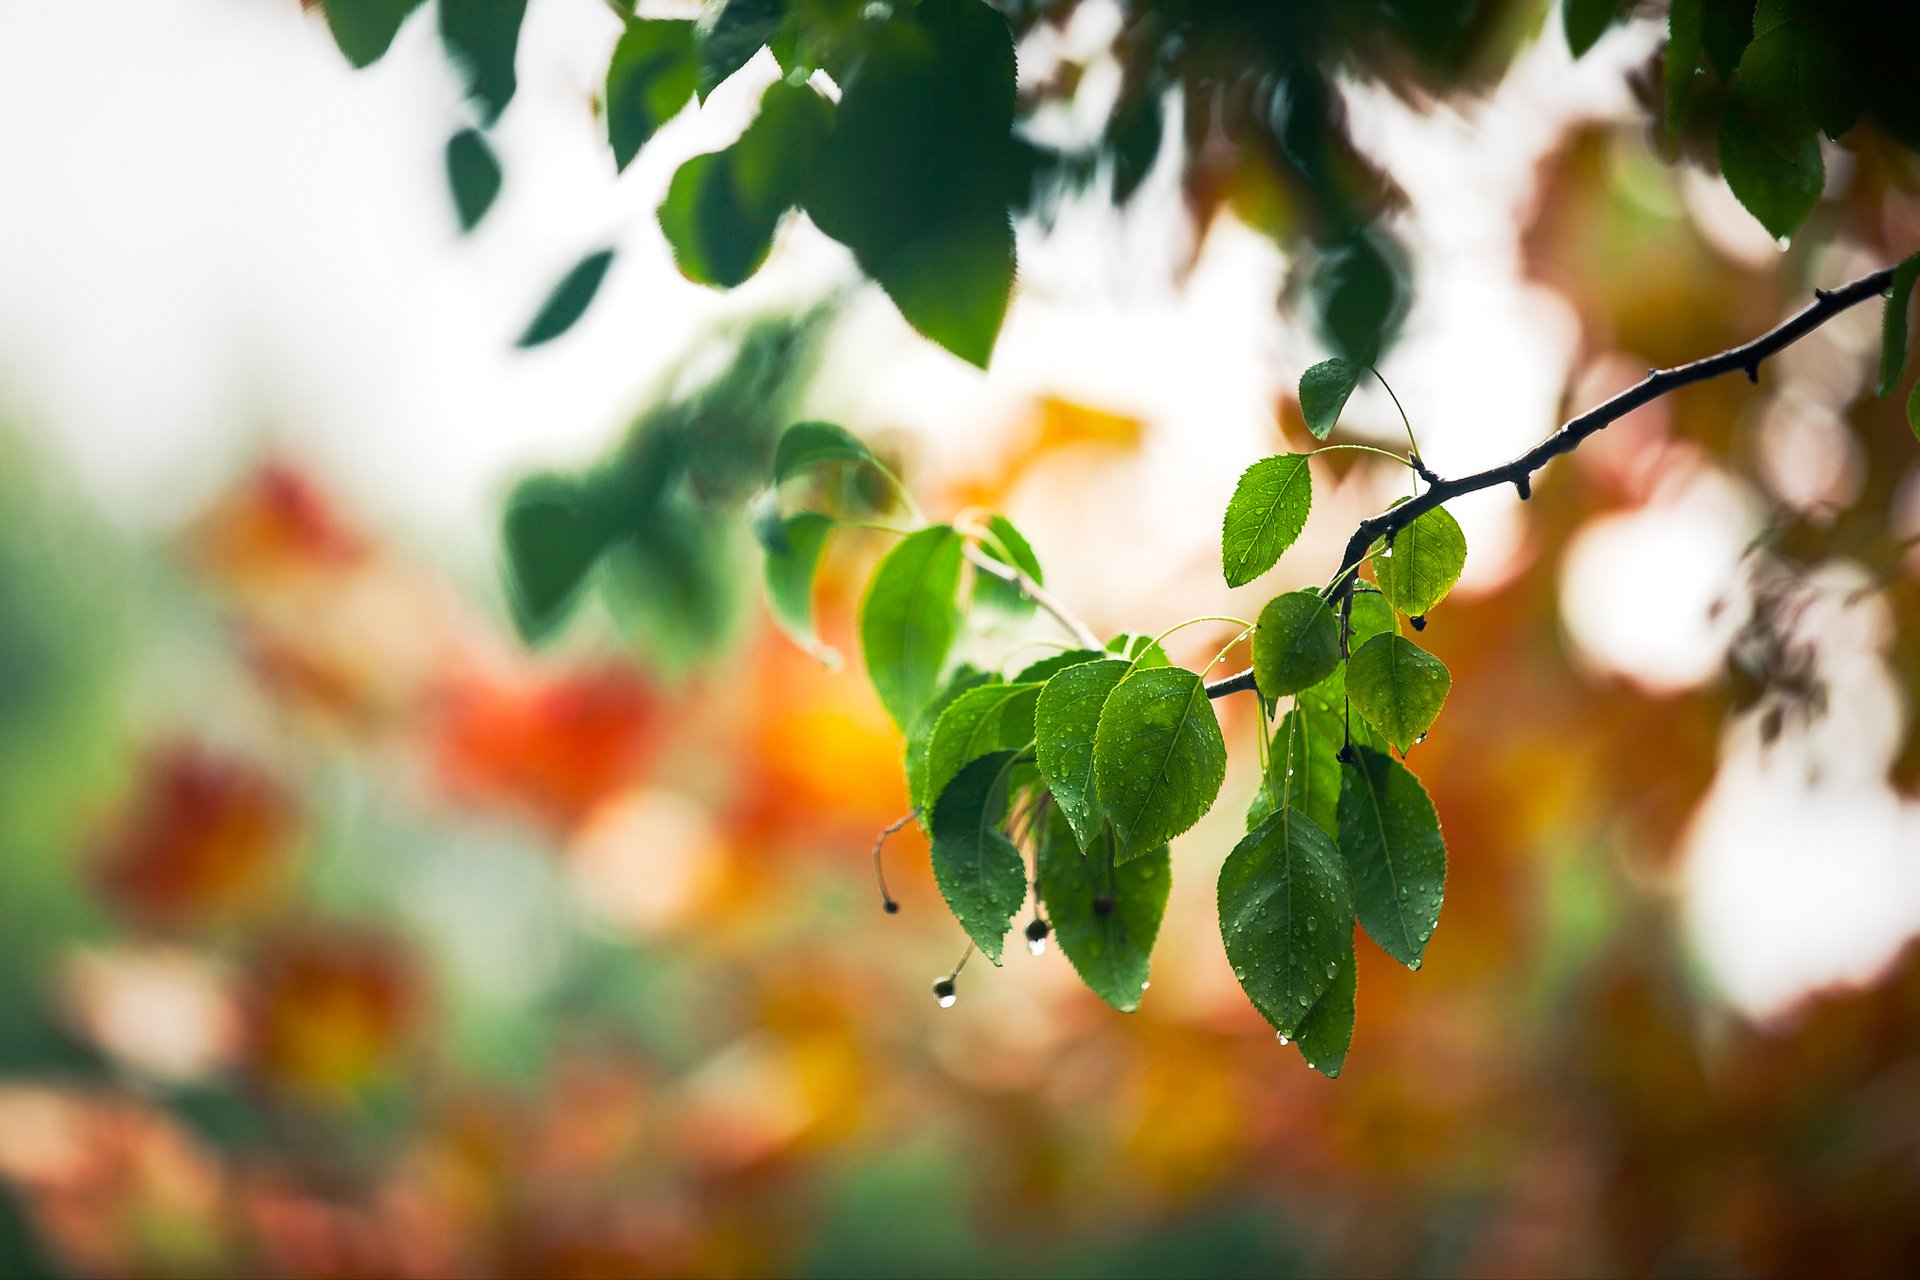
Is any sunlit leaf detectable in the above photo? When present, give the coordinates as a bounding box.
[516,248,615,348]
[1337,746,1446,968]
[1373,506,1467,618]
[929,750,1026,964]
[1034,658,1128,852]
[1037,809,1168,1012]
[445,128,501,233]
[763,511,835,661]
[1092,666,1227,864]
[1106,632,1170,668]
[1249,704,1340,839]
[1218,807,1352,1041]
[1252,590,1340,699]
[439,0,528,125]
[924,681,1042,807]
[606,18,697,171]
[1345,633,1450,752]
[859,524,965,729]
[974,514,1043,615]
[1299,358,1361,441]
[1221,454,1312,587]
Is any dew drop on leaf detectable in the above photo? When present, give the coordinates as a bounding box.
[1275,1031,1290,1046]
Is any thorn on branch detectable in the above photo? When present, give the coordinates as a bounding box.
[1743,360,1761,384]
[1814,287,1834,302]
[1514,474,1532,501]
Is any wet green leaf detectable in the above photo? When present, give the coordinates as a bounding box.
[1092,666,1227,863]
[907,667,997,813]
[1337,746,1446,968]
[929,750,1027,964]
[1037,809,1168,1012]
[1299,358,1361,440]
[1221,454,1312,587]
[924,681,1042,807]
[1034,658,1128,853]
[859,524,965,729]
[1218,807,1352,1041]
[1293,937,1356,1077]
[1252,590,1340,699]
[1374,506,1466,618]
[1345,633,1450,752]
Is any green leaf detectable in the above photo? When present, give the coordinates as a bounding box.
[1106,633,1170,668]
[974,515,1043,615]
[501,473,607,642]
[1298,359,1361,441]
[1217,807,1353,1041]
[763,511,835,661]
[1250,704,1341,840]
[516,248,616,349]
[907,668,997,812]
[929,750,1027,964]
[1717,3,1849,241]
[606,18,697,171]
[1349,587,1400,649]
[1010,649,1103,684]
[1092,666,1228,864]
[924,681,1043,808]
[1373,506,1467,618]
[1337,746,1446,968]
[1221,454,1313,587]
[1252,590,1340,699]
[1034,658,1128,852]
[1666,0,1704,137]
[772,421,876,483]
[445,128,502,233]
[439,0,527,125]
[1312,230,1407,366]
[1910,380,1920,441]
[1345,633,1450,753]
[322,0,427,69]
[1880,254,1920,396]
[602,494,745,676]
[1293,939,1356,1078]
[1037,809,1168,1012]
[801,0,1020,367]
[659,81,835,288]
[697,0,786,100]
[1563,0,1626,57]
[859,524,965,729]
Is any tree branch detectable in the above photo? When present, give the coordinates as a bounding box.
[964,544,1104,651]
[1203,263,1901,701]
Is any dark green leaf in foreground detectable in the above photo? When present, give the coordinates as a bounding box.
[1034,658,1128,852]
[1346,633,1450,753]
[1221,454,1312,587]
[439,0,528,125]
[1293,937,1357,1077]
[502,472,607,642]
[516,248,616,348]
[1038,809,1168,1012]
[1252,590,1340,699]
[1218,807,1353,1041]
[1563,0,1627,57]
[1298,358,1362,440]
[1880,254,1920,396]
[1374,506,1467,618]
[1337,746,1446,968]
[924,681,1042,808]
[929,750,1027,964]
[606,18,697,171]
[772,421,876,484]
[762,511,835,661]
[445,128,502,233]
[1092,666,1227,864]
[859,524,965,729]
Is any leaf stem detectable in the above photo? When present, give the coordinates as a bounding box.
[1311,443,1417,468]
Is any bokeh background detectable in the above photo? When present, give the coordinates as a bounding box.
[2,2,1919,1276]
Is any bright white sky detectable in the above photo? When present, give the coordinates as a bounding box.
[0,0,1914,1021]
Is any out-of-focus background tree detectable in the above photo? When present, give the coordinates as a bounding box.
[0,0,1918,1276]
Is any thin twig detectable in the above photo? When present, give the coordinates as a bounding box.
[1203,263,1902,700]
[964,544,1103,650]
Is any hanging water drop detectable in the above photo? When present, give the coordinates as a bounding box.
[932,977,958,1008]
[1275,1031,1290,1046]
[1414,732,1427,745]
[1025,917,1050,957]
[1139,980,1150,991]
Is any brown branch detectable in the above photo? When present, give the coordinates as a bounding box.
[1203,263,1903,701]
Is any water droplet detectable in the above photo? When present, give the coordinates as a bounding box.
[1409,958,1423,972]
[932,977,957,1008]
[1306,916,1317,932]
[1234,966,1247,980]
[1417,928,1430,942]
[1140,980,1151,991]
[1414,733,1427,745]
[1325,961,1337,977]
[937,992,957,1008]
[1275,1031,1290,1046]
[1306,1061,1316,1070]
[1028,935,1047,957]
[1297,994,1309,1005]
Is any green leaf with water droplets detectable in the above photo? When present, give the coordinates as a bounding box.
[929,750,1027,964]
[1218,807,1353,1042]
[1293,936,1356,1078]
[1349,587,1400,648]
[860,524,965,729]
[1035,658,1128,852]
[1106,633,1170,668]
[1346,633,1450,752]
[1221,454,1312,587]
[924,681,1042,809]
[906,667,996,813]
[1253,590,1340,699]
[1374,506,1466,618]
[1298,358,1361,440]
[1249,704,1340,839]
[1337,746,1446,968]
[1092,666,1227,864]
[762,511,835,662]
[1010,649,1103,685]
[1038,810,1168,1012]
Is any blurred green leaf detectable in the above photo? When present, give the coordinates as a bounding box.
[1312,231,1407,366]
[516,248,615,348]
[322,0,426,69]
[1374,506,1466,618]
[1666,0,1703,137]
[1253,590,1341,699]
[1106,632,1170,668]
[1563,0,1627,57]
[1299,358,1361,440]
[974,514,1043,615]
[763,510,836,661]
[1222,454,1312,587]
[1035,657,1128,853]
[698,0,786,100]
[1716,1,1856,240]
[1345,633,1450,752]
[439,0,527,125]
[860,524,965,729]
[929,750,1026,964]
[1879,254,1920,396]
[1038,808,1168,1012]
[1092,666,1227,864]
[445,127,502,233]
[1218,807,1352,1041]
[606,18,697,171]
[603,495,746,674]
[772,420,876,483]
[501,473,607,642]
[1337,746,1446,968]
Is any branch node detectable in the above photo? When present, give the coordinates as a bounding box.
[1514,474,1532,501]
[1411,454,1442,486]
[1743,359,1761,384]
[1814,286,1835,302]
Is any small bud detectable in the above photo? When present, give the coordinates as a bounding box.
[1409,614,1426,632]
[1092,893,1115,918]
[883,899,900,915]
